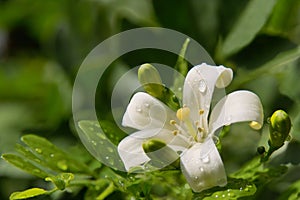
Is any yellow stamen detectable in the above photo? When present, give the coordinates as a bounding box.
[199,109,204,115]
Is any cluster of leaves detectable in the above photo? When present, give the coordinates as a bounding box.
[1,0,300,199]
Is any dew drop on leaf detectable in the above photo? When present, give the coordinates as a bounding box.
[57,160,68,171]
[35,148,42,154]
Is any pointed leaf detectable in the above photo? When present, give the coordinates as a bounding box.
[21,134,91,174]
[2,154,49,178]
[10,188,48,200]
[221,0,278,57]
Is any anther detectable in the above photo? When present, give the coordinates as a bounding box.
[170,120,177,125]
[172,130,179,135]
[199,109,204,115]
[197,127,204,132]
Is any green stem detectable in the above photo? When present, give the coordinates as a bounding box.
[96,182,115,200]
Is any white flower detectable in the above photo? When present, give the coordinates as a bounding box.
[117,63,264,192]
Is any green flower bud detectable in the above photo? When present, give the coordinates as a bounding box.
[138,63,164,98]
[142,139,179,168]
[269,110,292,148]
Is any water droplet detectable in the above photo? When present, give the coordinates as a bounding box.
[199,167,204,172]
[105,156,109,160]
[104,175,108,178]
[198,80,207,93]
[178,87,182,92]
[215,194,219,198]
[144,103,150,108]
[201,156,210,163]
[136,106,142,112]
[91,140,97,146]
[35,148,42,154]
[50,154,55,158]
[33,169,40,173]
[194,176,199,180]
[34,158,41,163]
[227,192,235,197]
[118,180,124,187]
[57,160,68,171]
[239,187,243,191]
[107,147,114,153]
[244,187,249,192]
[222,194,226,198]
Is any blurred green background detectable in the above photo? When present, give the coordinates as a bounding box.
[0,0,300,199]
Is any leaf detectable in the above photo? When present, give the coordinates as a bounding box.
[172,38,190,99]
[264,0,300,44]
[1,154,50,178]
[9,188,48,200]
[21,134,91,174]
[78,120,125,171]
[231,46,300,89]
[279,179,300,200]
[194,178,256,200]
[221,0,278,58]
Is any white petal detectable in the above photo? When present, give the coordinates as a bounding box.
[209,90,264,134]
[183,64,233,122]
[122,92,176,131]
[180,138,227,192]
[118,128,190,171]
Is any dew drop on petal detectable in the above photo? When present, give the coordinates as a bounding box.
[198,80,207,93]
[136,106,142,113]
[201,156,210,163]
[144,103,150,108]
[199,167,204,172]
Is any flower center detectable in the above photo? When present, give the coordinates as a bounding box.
[170,106,208,143]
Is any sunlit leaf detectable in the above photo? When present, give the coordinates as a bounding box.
[9,188,48,200]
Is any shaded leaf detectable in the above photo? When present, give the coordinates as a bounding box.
[1,154,50,178]
[221,0,277,58]
[21,134,91,174]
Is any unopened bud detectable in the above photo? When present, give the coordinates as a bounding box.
[142,139,179,168]
[138,63,164,98]
[269,110,291,148]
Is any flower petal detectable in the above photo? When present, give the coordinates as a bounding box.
[118,128,190,171]
[209,90,264,135]
[122,92,176,131]
[183,63,233,122]
[180,138,227,192]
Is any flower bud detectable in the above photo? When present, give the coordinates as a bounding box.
[142,139,179,168]
[138,63,164,98]
[269,110,291,148]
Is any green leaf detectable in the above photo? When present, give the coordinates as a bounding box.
[194,178,256,200]
[264,0,300,44]
[78,120,125,171]
[21,134,91,174]
[221,0,278,58]
[279,179,300,200]
[1,154,50,178]
[9,188,48,200]
[173,38,190,100]
[231,46,300,89]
